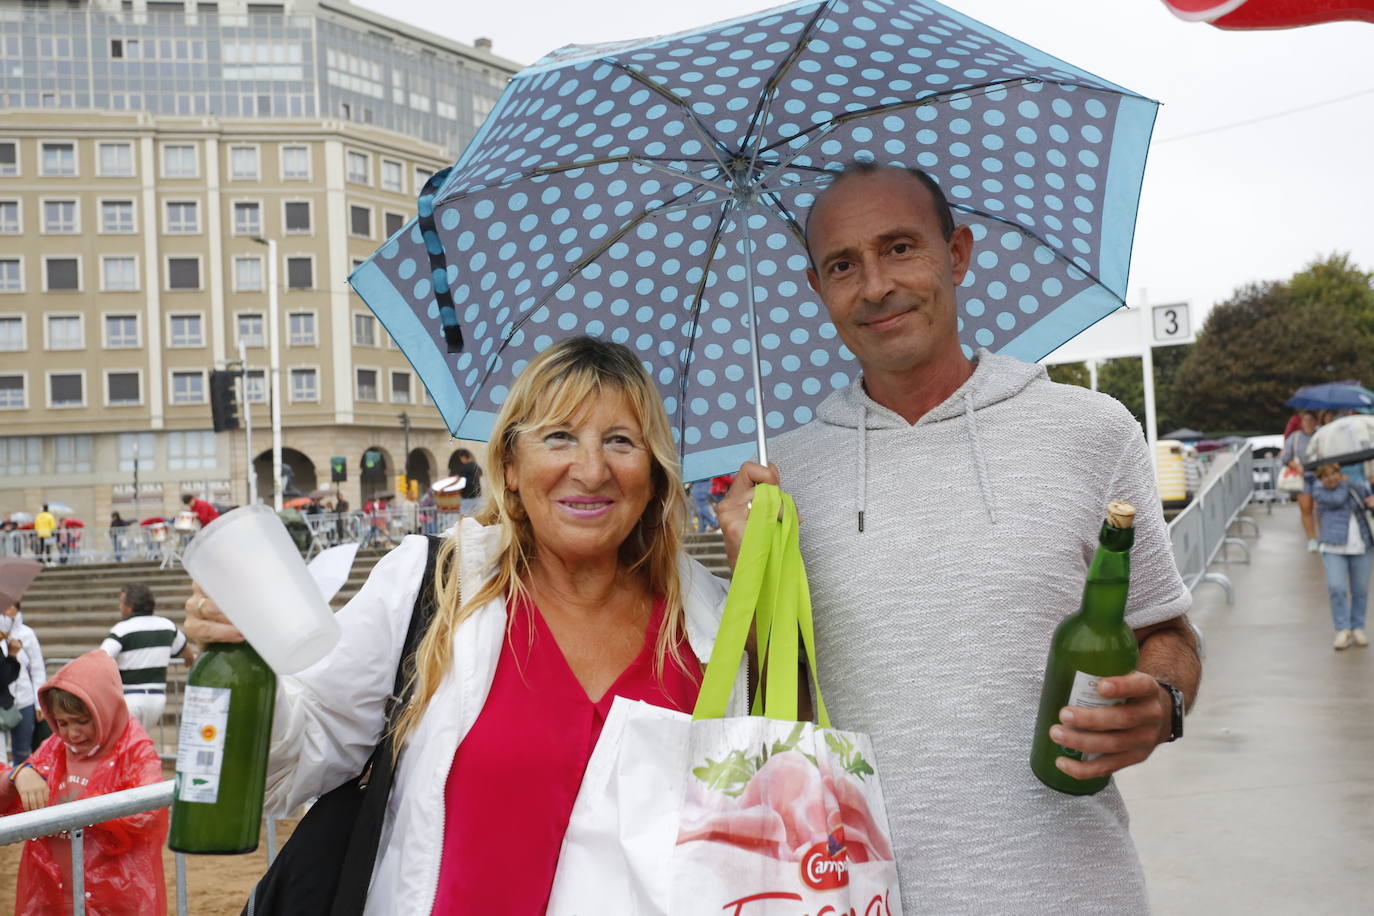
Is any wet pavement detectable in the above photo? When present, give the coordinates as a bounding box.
[1116,501,1374,914]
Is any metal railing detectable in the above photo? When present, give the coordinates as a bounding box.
[0,779,281,916]
[1167,444,1259,606]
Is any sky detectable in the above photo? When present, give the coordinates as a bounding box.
[356,0,1374,346]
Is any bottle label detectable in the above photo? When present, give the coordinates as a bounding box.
[1062,670,1126,762]
[175,685,231,803]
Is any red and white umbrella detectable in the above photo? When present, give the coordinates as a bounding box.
[1161,0,1374,28]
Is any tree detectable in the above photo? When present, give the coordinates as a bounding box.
[1045,362,1089,387]
[1171,273,1371,433]
[1044,347,1192,434]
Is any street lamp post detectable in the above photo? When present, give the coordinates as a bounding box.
[238,339,257,506]
[253,237,283,511]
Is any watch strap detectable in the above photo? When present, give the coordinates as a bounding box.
[1156,680,1184,742]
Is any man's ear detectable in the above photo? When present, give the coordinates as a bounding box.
[948,224,974,285]
[806,268,821,296]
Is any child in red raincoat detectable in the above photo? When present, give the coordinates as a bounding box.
[0,650,167,916]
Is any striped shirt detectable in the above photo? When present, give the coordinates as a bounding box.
[100,614,188,688]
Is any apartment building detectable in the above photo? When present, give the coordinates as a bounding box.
[0,0,520,525]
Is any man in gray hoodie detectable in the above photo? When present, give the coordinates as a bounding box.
[718,161,1201,914]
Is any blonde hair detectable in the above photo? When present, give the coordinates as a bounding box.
[391,337,690,755]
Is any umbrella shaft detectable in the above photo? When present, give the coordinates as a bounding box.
[740,202,768,468]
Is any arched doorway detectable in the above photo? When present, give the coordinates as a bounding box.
[253,448,318,502]
[359,445,393,502]
[406,448,436,492]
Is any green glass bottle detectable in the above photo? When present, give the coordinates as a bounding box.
[168,642,276,854]
[1030,502,1138,796]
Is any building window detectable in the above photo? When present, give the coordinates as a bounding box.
[118,432,156,471]
[45,258,79,291]
[49,372,84,407]
[349,204,371,238]
[288,311,316,345]
[47,314,82,350]
[97,142,135,177]
[168,257,200,290]
[0,201,19,234]
[229,145,259,180]
[171,371,206,404]
[384,211,405,237]
[0,437,41,475]
[105,314,139,348]
[168,430,218,469]
[281,145,309,180]
[391,371,411,404]
[0,375,25,409]
[165,200,199,234]
[355,368,378,401]
[381,159,403,193]
[286,257,313,290]
[238,368,265,403]
[284,201,311,233]
[107,371,141,405]
[43,200,78,233]
[290,367,318,401]
[162,143,197,178]
[353,313,376,346]
[169,313,204,347]
[0,142,16,177]
[233,201,261,236]
[54,435,93,473]
[101,200,136,233]
[346,150,369,184]
[237,313,264,348]
[0,260,20,292]
[0,316,22,350]
[41,142,76,176]
[102,256,138,291]
[234,257,263,292]
[415,166,433,190]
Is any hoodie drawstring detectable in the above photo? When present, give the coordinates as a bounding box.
[963,391,998,525]
[856,403,868,532]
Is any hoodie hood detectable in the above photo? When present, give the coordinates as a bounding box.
[39,649,129,759]
[812,349,1046,529]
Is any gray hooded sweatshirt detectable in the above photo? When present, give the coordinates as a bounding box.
[768,349,1190,914]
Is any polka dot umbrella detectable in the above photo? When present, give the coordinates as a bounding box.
[351,0,1158,481]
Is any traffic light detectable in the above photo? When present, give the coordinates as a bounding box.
[330,456,347,483]
[210,370,240,432]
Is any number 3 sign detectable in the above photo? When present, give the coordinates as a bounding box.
[1152,303,1192,344]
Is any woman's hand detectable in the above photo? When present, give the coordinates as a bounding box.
[5,637,20,657]
[14,767,48,811]
[184,585,245,645]
[717,461,781,572]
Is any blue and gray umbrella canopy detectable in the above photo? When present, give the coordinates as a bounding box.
[1286,382,1374,412]
[352,0,1157,480]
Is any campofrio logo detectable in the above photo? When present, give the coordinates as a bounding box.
[801,829,850,891]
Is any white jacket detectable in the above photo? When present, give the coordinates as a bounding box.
[3,613,44,710]
[264,520,746,916]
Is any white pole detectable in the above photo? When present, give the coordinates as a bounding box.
[267,239,283,511]
[1140,295,1159,452]
[1088,359,1099,392]
[239,339,257,506]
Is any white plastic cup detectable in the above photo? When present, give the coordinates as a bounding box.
[183,504,341,675]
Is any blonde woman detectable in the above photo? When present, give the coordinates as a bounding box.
[185,337,744,914]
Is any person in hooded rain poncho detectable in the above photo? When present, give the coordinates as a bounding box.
[0,650,168,916]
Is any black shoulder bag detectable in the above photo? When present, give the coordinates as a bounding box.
[245,534,444,916]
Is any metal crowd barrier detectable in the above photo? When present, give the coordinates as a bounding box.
[1167,444,1259,607]
[0,778,280,916]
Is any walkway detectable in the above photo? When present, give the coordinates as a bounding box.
[1117,501,1374,914]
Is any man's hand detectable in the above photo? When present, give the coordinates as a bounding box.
[717,461,781,571]
[13,767,49,811]
[1047,671,1171,781]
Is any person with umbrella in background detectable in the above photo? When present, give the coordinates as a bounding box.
[1311,462,1374,650]
[719,162,1201,912]
[1282,409,1321,551]
[0,558,46,765]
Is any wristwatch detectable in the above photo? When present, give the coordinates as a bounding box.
[1156,680,1185,742]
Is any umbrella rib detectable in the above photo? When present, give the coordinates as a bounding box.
[740,0,837,175]
[602,60,735,178]
[454,184,709,432]
[436,154,735,205]
[676,199,738,455]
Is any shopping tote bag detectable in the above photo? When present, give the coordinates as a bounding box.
[547,485,903,915]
